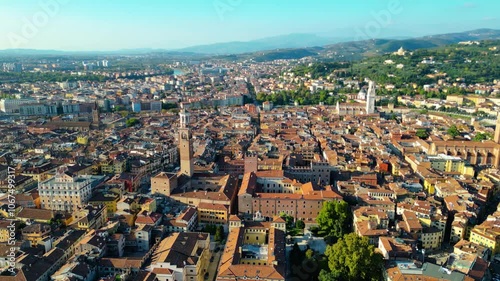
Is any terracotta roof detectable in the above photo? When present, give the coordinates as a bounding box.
[17,208,53,221]
[151,268,173,275]
[152,232,209,268]
[217,224,285,280]
[255,170,285,178]
[198,203,229,212]
[238,172,257,196]
[229,215,241,222]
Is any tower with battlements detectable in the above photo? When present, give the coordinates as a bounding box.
[179,109,194,177]
[91,102,101,129]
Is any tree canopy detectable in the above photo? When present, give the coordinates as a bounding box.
[447,125,460,138]
[256,87,347,106]
[473,132,492,141]
[415,128,429,139]
[316,200,351,243]
[214,225,225,242]
[296,219,305,230]
[289,242,305,267]
[279,212,294,229]
[125,118,139,127]
[320,233,384,281]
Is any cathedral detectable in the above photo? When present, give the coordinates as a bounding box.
[336,80,377,116]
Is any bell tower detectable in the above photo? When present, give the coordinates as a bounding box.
[366,81,376,114]
[91,102,100,129]
[179,109,194,177]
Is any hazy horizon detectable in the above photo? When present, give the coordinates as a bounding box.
[1,0,499,51]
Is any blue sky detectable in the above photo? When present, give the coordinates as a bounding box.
[0,0,498,50]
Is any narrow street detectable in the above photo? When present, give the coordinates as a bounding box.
[206,247,223,281]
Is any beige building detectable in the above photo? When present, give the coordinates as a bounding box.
[428,139,500,168]
[151,172,177,196]
[353,206,390,245]
[0,220,15,243]
[198,202,228,227]
[453,239,491,261]
[469,220,500,254]
[21,223,51,247]
[38,168,104,212]
[420,227,443,250]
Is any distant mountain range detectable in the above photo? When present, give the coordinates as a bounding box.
[178,28,500,55]
[0,28,499,59]
[232,28,500,62]
[176,33,341,55]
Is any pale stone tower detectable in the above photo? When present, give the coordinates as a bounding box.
[366,81,376,114]
[179,109,194,177]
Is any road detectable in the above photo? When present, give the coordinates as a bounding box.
[206,247,223,281]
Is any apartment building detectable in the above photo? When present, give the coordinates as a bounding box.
[353,206,389,245]
[150,232,210,281]
[38,168,104,212]
[469,219,500,254]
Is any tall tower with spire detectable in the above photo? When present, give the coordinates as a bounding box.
[179,109,194,177]
[366,81,376,114]
[495,113,500,144]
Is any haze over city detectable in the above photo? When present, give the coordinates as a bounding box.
[0,0,499,51]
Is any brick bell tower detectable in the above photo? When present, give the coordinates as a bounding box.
[179,109,194,177]
[91,101,101,129]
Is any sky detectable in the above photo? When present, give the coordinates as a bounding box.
[0,0,499,51]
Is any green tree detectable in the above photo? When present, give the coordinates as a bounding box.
[316,200,351,243]
[162,102,178,110]
[296,219,305,230]
[203,224,217,235]
[215,225,224,242]
[289,242,305,266]
[119,110,129,118]
[415,129,429,139]
[305,248,315,259]
[126,118,139,127]
[318,270,339,281]
[323,233,383,281]
[473,132,492,141]
[279,212,294,229]
[447,125,460,138]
